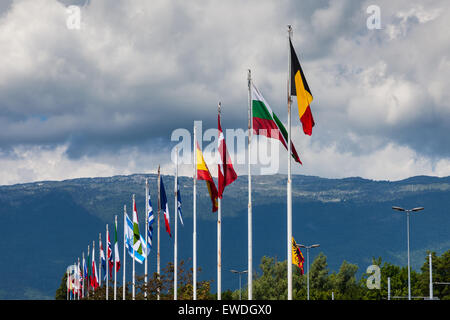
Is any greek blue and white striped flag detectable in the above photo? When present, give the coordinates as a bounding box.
[147,192,154,252]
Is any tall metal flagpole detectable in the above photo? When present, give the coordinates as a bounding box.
[82,251,85,299]
[217,102,222,301]
[87,244,90,298]
[92,240,96,293]
[66,268,69,300]
[114,215,118,300]
[287,25,293,300]
[174,147,179,300]
[247,69,253,300]
[132,194,136,301]
[98,233,102,288]
[429,253,433,300]
[123,205,127,300]
[193,124,198,300]
[106,224,109,300]
[145,178,149,299]
[157,166,161,300]
[78,257,81,300]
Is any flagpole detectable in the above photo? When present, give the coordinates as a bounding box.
[132,194,136,301]
[78,257,81,300]
[217,102,222,301]
[157,166,161,300]
[93,240,96,292]
[99,233,102,288]
[145,178,149,300]
[68,265,70,300]
[174,147,178,300]
[123,205,127,300]
[106,224,109,300]
[87,244,90,298]
[287,25,293,301]
[114,215,117,300]
[247,69,253,300]
[82,251,85,299]
[193,124,197,300]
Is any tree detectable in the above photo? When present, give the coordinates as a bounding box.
[330,260,360,299]
[55,272,68,300]
[309,252,331,299]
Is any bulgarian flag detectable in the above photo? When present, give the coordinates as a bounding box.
[114,218,121,273]
[196,141,218,212]
[290,38,315,136]
[252,83,302,164]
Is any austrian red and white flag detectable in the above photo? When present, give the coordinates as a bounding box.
[218,113,237,198]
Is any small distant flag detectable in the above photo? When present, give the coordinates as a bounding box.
[125,213,146,264]
[91,245,99,290]
[147,191,154,251]
[100,239,106,281]
[292,237,305,275]
[290,38,315,135]
[160,177,172,237]
[107,230,113,278]
[218,111,238,198]
[114,218,121,272]
[132,197,143,257]
[196,142,218,212]
[83,255,87,283]
[176,181,183,226]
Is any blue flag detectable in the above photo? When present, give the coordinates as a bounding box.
[147,191,154,252]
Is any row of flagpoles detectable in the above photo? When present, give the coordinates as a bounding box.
[66,26,313,300]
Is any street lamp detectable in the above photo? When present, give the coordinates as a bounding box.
[296,244,320,300]
[392,206,424,300]
[230,269,247,300]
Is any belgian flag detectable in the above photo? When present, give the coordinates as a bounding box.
[290,39,315,136]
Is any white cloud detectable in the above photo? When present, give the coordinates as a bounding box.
[0,0,449,185]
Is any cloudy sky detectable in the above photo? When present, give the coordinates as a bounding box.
[0,0,449,185]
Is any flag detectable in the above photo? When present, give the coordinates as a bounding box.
[147,191,154,251]
[83,255,87,283]
[218,112,238,198]
[100,239,106,281]
[196,141,218,212]
[114,218,121,272]
[107,230,113,278]
[160,177,172,237]
[87,248,91,290]
[132,198,143,257]
[125,213,146,264]
[176,182,183,226]
[290,38,315,135]
[91,245,99,290]
[77,262,82,295]
[252,83,302,164]
[292,237,305,275]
